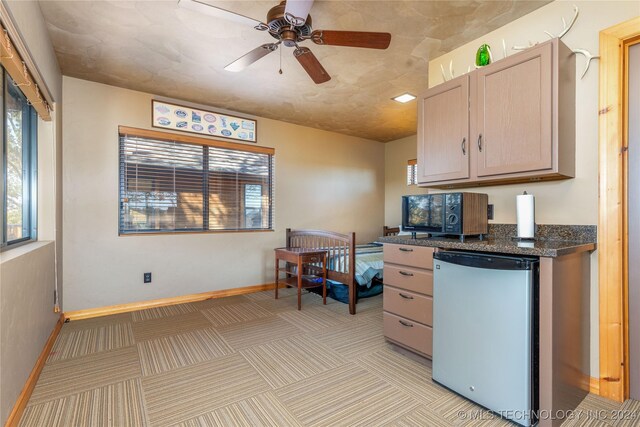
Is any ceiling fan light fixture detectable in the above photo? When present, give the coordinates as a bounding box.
[392,93,416,103]
[283,0,314,27]
[190,0,391,84]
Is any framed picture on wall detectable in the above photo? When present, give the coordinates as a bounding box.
[151,100,257,143]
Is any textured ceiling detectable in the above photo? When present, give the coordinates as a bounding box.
[38,0,550,142]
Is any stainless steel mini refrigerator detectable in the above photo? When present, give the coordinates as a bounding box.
[432,251,538,427]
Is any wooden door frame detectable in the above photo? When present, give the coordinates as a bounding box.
[598,16,640,403]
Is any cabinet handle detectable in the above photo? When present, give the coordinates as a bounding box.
[399,292,414,300]
[398,271,414,277]
[399,320,414,327]
[477,134,483,152]
[399,247,413,252]
[461,137,466,155]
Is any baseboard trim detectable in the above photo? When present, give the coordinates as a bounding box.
[63,283,281,321]
[5,313,64,427]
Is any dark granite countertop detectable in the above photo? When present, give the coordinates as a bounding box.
[377,224,597,258]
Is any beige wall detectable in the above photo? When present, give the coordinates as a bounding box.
[2,0,61,100]
[0,243,56,422]
[0,2,63,423]
[413,1,639,377]
[62,77,385,312]
[384,135,428,227]
[427,0,638,223]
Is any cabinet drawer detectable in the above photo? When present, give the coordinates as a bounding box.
[384,244,434,269]
[384,265,433,296]
[384,286,433,326]
[383,312,432,357]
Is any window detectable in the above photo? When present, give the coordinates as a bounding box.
[244,184,263,228]
[119,127,274,234]
[2,70,37,249]
[407,159,417,185]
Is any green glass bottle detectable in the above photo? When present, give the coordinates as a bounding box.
[476,44,492,67]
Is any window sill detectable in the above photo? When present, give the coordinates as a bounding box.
[119,229,274,237]
[0,240,52,264]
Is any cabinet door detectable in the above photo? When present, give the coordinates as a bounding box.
[417,75,469,183]
[475,42,553,177]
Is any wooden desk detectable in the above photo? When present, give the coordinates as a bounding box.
[274,247,328,310]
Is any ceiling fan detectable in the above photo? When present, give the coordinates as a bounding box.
[178,0,392,84]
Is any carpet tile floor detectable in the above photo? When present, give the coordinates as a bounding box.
[20,289,640,426]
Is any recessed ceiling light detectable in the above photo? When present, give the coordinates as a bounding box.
[392,93,416,103]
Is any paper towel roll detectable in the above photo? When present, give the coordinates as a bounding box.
[516,192,535,239]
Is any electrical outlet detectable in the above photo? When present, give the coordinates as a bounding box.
[487,204,494,220]
[144,272,152,283]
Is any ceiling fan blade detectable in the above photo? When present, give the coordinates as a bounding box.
[294,47,330,84]
[224,43,279,72]
[178,0,268,31]
[311,30,391,49]
[284,0,314,26]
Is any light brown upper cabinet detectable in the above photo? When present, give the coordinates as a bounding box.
[418,38,575,188]
[417,75,470,183]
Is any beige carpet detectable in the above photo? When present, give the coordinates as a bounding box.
[20,289,639,426]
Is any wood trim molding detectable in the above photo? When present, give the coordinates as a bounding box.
[598,16,640,403]
[4,313,64,427]
[118,126,274,155]
[64,283,282,321]
[590,377,601,396]
[582,375,601,396]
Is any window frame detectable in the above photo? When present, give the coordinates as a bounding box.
[1,69,38,251]
[407,159,418,186]
[118,126,274,235]
[243,183,264,229]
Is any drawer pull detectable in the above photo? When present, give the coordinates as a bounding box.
[398,292,414,300]
[399,320,414,327]
[398,247,414,252]
[398,271,414,277]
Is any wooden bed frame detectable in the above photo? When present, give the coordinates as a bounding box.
[383,226,400,236]
[286,228,358,315]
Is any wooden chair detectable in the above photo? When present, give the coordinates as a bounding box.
[383,226,400,236]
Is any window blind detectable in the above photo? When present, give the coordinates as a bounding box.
[119,127,274,234]
[0,24,51,121]
[407,159,417,185]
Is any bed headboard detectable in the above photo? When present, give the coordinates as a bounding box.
[285,228,355,287]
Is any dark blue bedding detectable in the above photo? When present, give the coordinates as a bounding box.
[308,243,384,304]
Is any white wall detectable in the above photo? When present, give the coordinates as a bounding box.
[62,77,385,312]
[409,0,639,377]
[0,1,62,424]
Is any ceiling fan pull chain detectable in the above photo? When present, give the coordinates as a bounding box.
[279,47,283,75]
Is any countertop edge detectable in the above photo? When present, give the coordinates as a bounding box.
[377,237,597,258]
